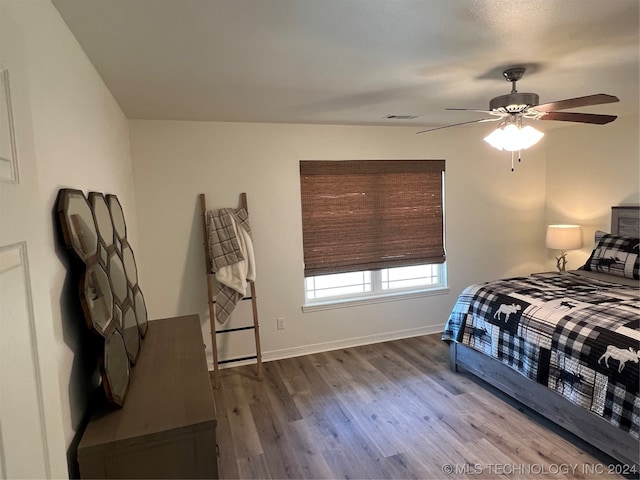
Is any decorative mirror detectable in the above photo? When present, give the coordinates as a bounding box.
[98,244,108,265]
[122,244,138,287]
[57,189,98,262]
[114,304,123,330]
[102,330,130,406]
[79,263,115,337]
[133,288,149,337]
[107,194,126,241]
[57,189,148,407]
[89,192,114,249]
[108,251,128,306]
[121,305,140,364]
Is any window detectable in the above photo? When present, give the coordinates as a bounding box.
[300,160,446,306]
[305,264,446,304]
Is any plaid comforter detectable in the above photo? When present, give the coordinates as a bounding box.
[442,272,640,440]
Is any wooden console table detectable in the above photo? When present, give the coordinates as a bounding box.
[78,315,218,478]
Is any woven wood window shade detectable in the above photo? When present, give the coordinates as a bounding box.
[300,160,445,277]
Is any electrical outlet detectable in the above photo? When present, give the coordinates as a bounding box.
[277,317,285,330]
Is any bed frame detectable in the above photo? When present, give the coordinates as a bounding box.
[450,205,640,467]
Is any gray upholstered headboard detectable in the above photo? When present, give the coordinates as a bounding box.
[611,206,640,237]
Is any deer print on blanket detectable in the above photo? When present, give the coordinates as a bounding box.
[556,370,584,393]
[555,300,577,311]
[487,295,529,333]
[468,326,490,348]
[598,345,640,373]
[494,303,521,322]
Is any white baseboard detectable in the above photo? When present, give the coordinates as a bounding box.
[207,323,446,371]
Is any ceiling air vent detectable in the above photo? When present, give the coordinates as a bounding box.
[385,114,418,120]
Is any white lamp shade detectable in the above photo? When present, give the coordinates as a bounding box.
[484,123,544,152]
[516,125,544,150]
[545,225,583,250]
[483,128,506,150]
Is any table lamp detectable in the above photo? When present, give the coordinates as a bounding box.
[546,225,583,272]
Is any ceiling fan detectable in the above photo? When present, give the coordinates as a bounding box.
[418,67,619,170]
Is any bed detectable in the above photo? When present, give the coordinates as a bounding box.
[442,206,640,467]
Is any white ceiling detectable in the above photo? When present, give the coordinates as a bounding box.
[52,0,639,131]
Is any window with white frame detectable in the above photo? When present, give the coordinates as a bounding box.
[299,160,446,306]
[305,263,445,303]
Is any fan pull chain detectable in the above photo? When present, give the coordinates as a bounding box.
[509,150,523,172]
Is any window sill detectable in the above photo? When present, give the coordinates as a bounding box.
[302,286,450,313]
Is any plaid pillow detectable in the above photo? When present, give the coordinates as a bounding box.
[583,233,640,279]
[594,229,607,245]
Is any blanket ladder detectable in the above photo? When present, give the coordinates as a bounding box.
[199,192,262,388]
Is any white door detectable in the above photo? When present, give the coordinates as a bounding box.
[0,13,61,477]
[0,243,50,479]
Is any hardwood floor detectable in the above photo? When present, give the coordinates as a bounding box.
[211,334,627,479]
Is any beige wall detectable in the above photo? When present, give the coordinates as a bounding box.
[130,120,547,364]
[543,114,639,269]
[2,1,136,476]
[4,3,637,476]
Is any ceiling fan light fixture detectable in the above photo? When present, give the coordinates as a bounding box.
[518,125,544,149]
[483,126,508,150]
[483,122,543,152]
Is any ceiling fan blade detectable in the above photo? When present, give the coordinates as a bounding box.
[540,111,617,125]
[534,94,619,113]
[416,117,499,134]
